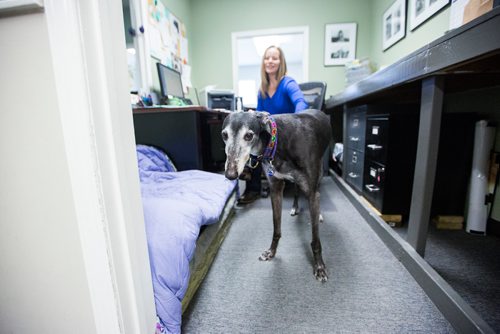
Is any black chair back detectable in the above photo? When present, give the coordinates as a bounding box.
[299,81,327,110]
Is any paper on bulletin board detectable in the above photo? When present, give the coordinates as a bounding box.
[149,25,165,60]
[147,0,161,24]
[181,64,192,93]
[181,37,189,63]
[169,12,182,57]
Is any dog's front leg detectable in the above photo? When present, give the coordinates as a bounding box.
[259,178,285,261]
[309,190,328,282]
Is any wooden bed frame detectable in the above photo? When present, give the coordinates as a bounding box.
[182,190,237,313]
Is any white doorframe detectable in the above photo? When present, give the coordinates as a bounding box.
[44,0,156,333]
[231,26,309,95]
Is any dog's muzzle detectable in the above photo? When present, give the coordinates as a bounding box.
[224,157,240,180]
[224,150,251,180]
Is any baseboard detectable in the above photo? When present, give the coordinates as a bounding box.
[330,170,495,334]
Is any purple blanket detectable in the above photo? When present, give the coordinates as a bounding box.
[137,145,236,333]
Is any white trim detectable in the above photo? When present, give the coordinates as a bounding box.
[44,0,155,333]
[231,26,309,95]
[0,0,43,11]
[135,0,153,91]
[44,0,122,332]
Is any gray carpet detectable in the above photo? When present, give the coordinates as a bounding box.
[396,225,500,332]
[182,178,455,333]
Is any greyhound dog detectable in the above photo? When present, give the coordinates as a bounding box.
[221,109,332,282]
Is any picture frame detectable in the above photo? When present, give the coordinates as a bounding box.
[383,0,407,51]
[324,22,357,66]
[409,0,450,31]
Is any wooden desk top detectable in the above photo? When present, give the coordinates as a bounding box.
[133,105,212,113]
[133,106,233,114]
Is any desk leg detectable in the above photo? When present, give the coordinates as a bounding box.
[407,76,444,256]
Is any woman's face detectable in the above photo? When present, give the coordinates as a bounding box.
[263,47,280,77]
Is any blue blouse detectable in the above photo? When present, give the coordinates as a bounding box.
[256,76,308,114]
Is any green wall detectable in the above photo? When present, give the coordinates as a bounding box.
[188,0,372,98]
[370,0,451,68]
[159,0,453,97]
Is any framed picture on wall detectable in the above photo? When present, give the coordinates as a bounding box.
[324,22,357,66]
[409,0,450,31]
[383,0,407,51]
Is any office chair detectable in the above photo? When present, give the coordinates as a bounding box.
[299,81,327,110]
[299,81,330,175]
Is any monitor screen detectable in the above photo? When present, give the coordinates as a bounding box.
[157,63,184,99]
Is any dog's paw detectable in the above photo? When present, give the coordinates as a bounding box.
[290,207,299,216]
[319,213,324,223]
[259,249,275,261]
[314,266,328,282]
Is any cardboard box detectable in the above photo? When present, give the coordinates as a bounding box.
[449,0,495,30]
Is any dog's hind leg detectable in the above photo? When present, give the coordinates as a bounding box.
[291,181,323,222]
[309,190,328,282]
[259,178,285,261]
[290,184,300,216]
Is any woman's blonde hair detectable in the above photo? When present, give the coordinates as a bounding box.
[259,45,288,97]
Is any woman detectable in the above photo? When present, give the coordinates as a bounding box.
[238,45,308,205]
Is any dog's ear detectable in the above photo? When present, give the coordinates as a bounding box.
[255,111,271,133]
[255,111,270,120]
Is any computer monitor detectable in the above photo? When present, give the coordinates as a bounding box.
[157,63,184,99]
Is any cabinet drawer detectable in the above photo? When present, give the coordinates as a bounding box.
[363,160,386,211]
[345,111,366,151]
[365,116,389,162]
[344,149,365,192]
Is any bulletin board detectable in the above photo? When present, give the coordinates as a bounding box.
[147,0,191,92]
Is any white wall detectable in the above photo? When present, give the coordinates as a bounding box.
[0,12,97,333]
[0,1,156,333]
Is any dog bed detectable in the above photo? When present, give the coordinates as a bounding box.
[136,145,236,334]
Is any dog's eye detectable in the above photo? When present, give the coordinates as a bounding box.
[221,131,228,141]
[244,132,254,141]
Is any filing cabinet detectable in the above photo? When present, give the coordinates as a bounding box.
[343,106,367,193]
[343,104,419,214]
[363,110,419,215]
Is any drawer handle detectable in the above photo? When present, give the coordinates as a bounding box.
[348,172,359,179]
[365,184,380,192]
[349,136,360,142]
[367,144,383,150]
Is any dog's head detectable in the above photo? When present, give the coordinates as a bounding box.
[221,111,270,180]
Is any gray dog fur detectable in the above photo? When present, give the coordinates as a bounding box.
[221,109,332,282]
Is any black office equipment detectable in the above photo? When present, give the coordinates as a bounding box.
[156,63,191,105]
[207,90,235,111]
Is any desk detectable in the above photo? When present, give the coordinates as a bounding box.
[326,6,500,254]
[133,106,229,172]
[326,9,500,333]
